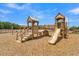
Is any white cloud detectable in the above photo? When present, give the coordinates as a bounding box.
[30,10,44,19]
[6,3,57,19]
[0,9,11,14]
[6,4,16,8]
[5,3,57,20]
[69,8,79,14]
[29,8,57,20]
[66,17,79,23]
[27,8,56,25]
[6,3,24,10]
[6,3,31,10]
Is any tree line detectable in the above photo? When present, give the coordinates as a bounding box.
[0,21,21,29]
[69,26,79,30]
[0,21,79,30]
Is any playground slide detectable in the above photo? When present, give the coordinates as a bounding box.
[48,29,61,44]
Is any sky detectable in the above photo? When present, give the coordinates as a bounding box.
[0,3,79,26]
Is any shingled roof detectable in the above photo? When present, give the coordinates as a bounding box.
[55,13,65,19]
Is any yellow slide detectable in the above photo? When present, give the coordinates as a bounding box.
[48,29,61,44]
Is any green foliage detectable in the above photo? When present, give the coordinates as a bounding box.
[0,21,21,29]
[69,26,79,30]
[39,25,45,29]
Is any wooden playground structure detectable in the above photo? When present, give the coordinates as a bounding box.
[48,13,67,44]
[27,16,39,39]
[15,13,68,44]
[16,16,49,43]
[54,13,67,38]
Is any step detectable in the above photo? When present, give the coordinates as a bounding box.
[22,36,31,41]
[16,40,22,43]
[24,34,32,37]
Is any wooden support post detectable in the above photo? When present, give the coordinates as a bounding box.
[32,22,34,39]
[11,26,13,35]
[16,31,18,40]
[37,22,39,38]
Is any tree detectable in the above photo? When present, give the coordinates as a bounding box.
[0,21,21,29]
